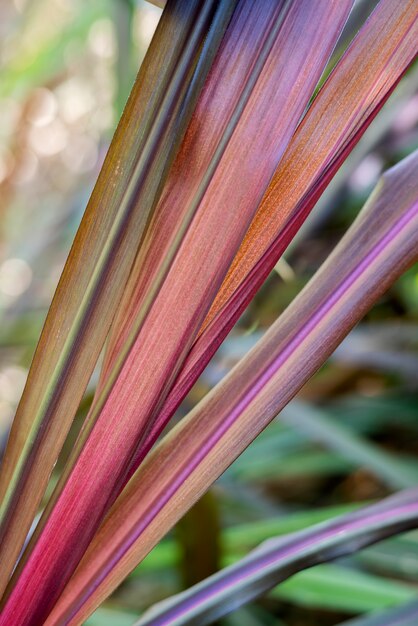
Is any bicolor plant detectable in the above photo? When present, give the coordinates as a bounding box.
[0,1,417,625]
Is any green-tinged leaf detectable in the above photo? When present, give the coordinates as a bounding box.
[281,401,418,489]
[130,502,363,576]
[44,151,418,625]
[341,599,418,626]
[228,399,418,486]
[275,564,417,613]
[85,607,139,626]
[224,606,283,626]
[330,394,418,432]
[223,504,364,555]
[357,534,418,581]
[231,449,351,481]
[135,541,181,575]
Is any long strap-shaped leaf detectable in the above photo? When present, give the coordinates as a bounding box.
[109,0,418,480]
[0,3,351,624]
[205,0,418,323]
[0,0,225,592]
[281,401,417,490]
[46,150,418,626]
[133,490,418,626]
[95,0,353,398]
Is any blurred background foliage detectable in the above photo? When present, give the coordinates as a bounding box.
[0,1,417,625]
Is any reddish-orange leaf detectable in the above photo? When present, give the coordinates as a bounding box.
[0,3,352,623]
[46,149,418,626]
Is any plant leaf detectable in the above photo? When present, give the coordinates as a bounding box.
[46,149,418,625]
[126,502,364,576]
[121,0,418,478]
[341,599,418,626]
[281,401,418,489]
[0,0,232,594]
[274,564,417,613]
[205,0,418,324]
[132,490,418,626]
[0,2,352,623]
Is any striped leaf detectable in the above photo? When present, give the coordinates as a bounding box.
[43,150,418,626]
[0,2,352,623]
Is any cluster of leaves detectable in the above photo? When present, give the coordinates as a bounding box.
[0,1,417,625]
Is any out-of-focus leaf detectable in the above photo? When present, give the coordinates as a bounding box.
[85,607,138,626]
[45,151,418,626]
[0,0,227,595]
[224,606,283,626]
[1,3,352,623]
[228,398,418,486]
[132,490,418,626]
[281,401,418,489]
[231,448,351,482]
[223,504,363,555]
[129,502,362,576]
[330,394,418,432]
[332,327,418,385]
[357,534,418,581]
[341,599,418,626]
[275,563,417,613]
